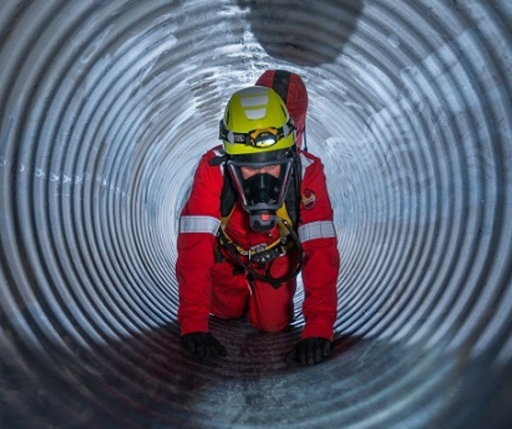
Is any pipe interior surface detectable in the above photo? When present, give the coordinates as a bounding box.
[1,1,512,428]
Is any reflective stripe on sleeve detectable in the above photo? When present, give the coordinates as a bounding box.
[179,215,220,235]
[298,220,336,243]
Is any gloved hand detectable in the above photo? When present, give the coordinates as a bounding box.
[181,332,227,360]
[285,337,332,365]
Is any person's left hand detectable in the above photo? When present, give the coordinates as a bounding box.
[285,337,332,365]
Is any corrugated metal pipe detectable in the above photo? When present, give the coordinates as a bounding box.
[1,1,511,428]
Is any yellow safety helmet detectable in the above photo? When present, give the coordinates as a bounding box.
[219,86,296,156]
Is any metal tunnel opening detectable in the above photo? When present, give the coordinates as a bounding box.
[1,1,511,428]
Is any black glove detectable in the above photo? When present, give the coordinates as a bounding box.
[285,337,332,365]
[181,332,227,359]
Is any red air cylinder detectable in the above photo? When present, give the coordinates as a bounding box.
[256,70,308,150]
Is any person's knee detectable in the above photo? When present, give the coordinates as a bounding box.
[248,280,295,332]
[211,264,249,320]
[255,318,290,333]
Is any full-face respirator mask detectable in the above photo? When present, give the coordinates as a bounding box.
[227,153,294,232]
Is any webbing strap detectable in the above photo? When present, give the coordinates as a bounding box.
[218,219,304,289]
[272,70,291,104]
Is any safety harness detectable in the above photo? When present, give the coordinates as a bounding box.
[210,150,304,288]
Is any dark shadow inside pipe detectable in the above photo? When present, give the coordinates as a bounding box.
[238,0,364,66]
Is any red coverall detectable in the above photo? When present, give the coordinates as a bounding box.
[176,145,340,340]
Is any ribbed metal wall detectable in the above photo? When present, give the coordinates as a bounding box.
[1,1,511,428]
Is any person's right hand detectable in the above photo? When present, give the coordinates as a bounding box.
[181,332,227,359]
[285,337,332,365]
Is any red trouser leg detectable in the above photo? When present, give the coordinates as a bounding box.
[210,260,249,319]
[248,255,296,333]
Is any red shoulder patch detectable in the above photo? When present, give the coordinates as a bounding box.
[301,188,316,210]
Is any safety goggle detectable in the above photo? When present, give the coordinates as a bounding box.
[219,120,295,149]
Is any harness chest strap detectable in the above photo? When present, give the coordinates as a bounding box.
[217,208,304,289]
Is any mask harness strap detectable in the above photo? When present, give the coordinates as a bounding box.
[217,218,304,289]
